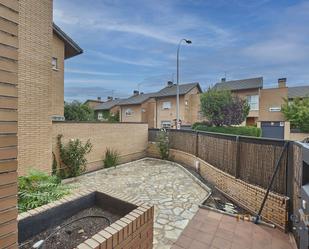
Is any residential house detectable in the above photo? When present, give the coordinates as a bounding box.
[94,98,122,121]
[18,0,83,175]
[52,23,83,120]
[214,77,263,126]
[258,78,309,140]
[84,97,104,109]
[94,82,202,128]
[153,82,202,128]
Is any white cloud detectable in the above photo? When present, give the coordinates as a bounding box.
[87,50,165,67]
[66,68,120,76]
[243,40,309,63]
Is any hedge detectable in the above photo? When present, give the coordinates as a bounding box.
[193,124,261,137]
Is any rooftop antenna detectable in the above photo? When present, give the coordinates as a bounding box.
[224,71,227,79]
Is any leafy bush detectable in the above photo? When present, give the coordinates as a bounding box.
[102,111,120,122]
[57,134,92,178]
[200,87,250,126]
[18,170,70,212]
[282,97,309,132]
[156,129,169,159]
[64,100,95,121]
[103,148,120,168]
[194,124,261,137]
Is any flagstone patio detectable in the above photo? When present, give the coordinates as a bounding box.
[69,158,209,249]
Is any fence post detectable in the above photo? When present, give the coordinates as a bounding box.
[195,131,199,157]
[235,136,240,178]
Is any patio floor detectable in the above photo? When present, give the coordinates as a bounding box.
[172,208,297,249]
[69,158,209,249]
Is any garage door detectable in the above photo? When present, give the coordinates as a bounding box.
[261,122,284,139]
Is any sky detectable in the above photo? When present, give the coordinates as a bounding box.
[53,0,309,102]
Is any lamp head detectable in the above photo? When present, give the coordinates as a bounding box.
[185,39,192,44]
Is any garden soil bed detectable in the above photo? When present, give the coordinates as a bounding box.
[21,206,121,249]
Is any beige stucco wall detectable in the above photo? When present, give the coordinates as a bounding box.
[52,33,65,117]
[259,87,288,122]
[120,104,142,122]
[141,98,156,128]
[18,0,53,175]
[52,122,148,173]
[232,88,260,118]
[156,96,185,128]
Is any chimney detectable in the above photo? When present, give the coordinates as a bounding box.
[97,97,101,101]
[221,78,226,82]
[133,90,139,96]
[107,96,113,101]
[167,81,174,87]
[278,78,287,88]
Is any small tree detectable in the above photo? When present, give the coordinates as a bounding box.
[57,135,92,178]
[282,97,309,132]
[156,129,169,160]
[64,101,95,121]
[200,88,249,126]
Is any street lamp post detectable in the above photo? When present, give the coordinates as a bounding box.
[176,39,192,129]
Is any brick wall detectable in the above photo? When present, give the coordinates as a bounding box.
[51,33,65,117]
[52,122,148,173]
[0,1,19,248]
[147,143,289,230]
[18,0,53,175]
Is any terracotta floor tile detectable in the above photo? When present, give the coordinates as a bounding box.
[183,227,200,240]
[208,211,223,221]
[189,219,204,230]
[231,241,252,249]
[174,211,295,249]
[271,237,293,249]
[195,231,214,245]
[215,227,235,241]
[175,234,193,248]
[189,240,210,249]
[218,221,237,232]
[221,215,238,224]
[211,236,232,249]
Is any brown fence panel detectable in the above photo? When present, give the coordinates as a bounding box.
[238,138,287,194]
[148,128,159,142]
[148,129,289,195]
[169,130,197,156]
[197,132,237,176]
[0,1,19,247]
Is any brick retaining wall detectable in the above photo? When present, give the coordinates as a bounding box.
[147,143,289,230]
[18,189,154,249]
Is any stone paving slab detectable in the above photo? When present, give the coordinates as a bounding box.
[69,158,209,249]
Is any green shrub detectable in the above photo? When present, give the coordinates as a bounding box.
[103,148,120,168]
[64,100,95,121]
[282,97,309,132]
[194,124,261,137]
[156,130,169,159]
[57,134,92,178]
[18,170,70,213]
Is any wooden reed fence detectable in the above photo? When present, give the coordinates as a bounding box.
[149,129,289,195]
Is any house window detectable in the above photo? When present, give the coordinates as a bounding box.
[52,57,58,70]
[125,108,133,116]
[161,121,171,128]
[162,101,171,110]
[98,112,103,120]
[247,95,259,111]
